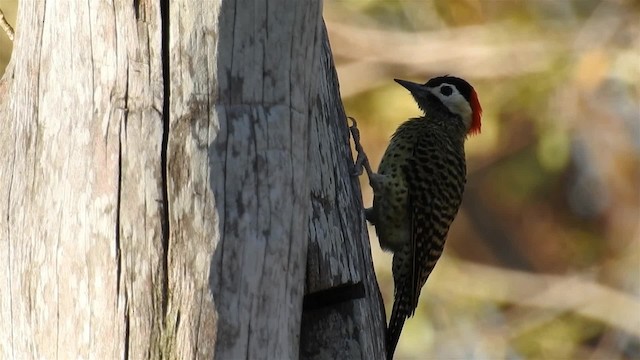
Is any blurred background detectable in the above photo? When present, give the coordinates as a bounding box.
[1,0,638,359]
[327,0,639,359]
[0,0,14,74]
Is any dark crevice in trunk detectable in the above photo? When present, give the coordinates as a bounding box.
[116,65,128,301]
[160,0,171,318]
[116,126,128,358]
[124,296,131,360]
[133,0,141,20]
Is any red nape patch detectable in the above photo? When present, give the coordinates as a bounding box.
[468,88,482,135]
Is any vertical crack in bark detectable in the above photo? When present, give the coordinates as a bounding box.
[116,61,129,359]
[116,66,128,302]
[159,0,170,322]
[6,145,16,359]
[124,294,130,360]
[116,121,127,358]
[133,0,141,20]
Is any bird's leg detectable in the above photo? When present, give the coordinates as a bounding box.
[348,117,387,192]
[348,117,375,179]
[349,117,385,225]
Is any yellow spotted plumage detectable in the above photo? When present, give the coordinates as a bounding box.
[363,76,482,359]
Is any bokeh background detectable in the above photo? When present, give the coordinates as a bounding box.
[1,0,639,359]
[0,0,14,74]
[327,0,639,359]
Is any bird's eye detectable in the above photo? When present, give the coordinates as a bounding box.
[440,85,453,96]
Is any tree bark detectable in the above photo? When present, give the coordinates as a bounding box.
[300,25,386,359]
[0,0,385,359]
[1,1,165,358]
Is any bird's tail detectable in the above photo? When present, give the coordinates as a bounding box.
[386,296,409,360]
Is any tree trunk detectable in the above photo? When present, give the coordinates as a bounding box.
[0,1,385,359]
[300,25,386,359]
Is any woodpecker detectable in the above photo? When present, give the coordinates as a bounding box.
[350,75,482,359]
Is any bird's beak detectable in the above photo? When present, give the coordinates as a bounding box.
[394,79,428,96]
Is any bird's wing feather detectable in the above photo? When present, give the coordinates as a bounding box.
[405,154,432,314]
[408,194,419,315]
[404,135,445,314]
[409,197,421,313]
[407,133,466,315]
[407,175,431,313]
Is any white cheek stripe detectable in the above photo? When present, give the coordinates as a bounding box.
[427,87,473,130]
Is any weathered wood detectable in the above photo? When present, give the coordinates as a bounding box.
[166,0,327,358]
[0,0,384,359]
[300,25,387,360]
[0,0,165,358]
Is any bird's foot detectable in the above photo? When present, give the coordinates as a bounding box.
[368,172,386,193]
[348,117,374,178]
[364,207,376,224]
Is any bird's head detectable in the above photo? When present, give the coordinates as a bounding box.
[394,76,482,135]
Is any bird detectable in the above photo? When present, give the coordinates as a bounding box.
[350,75,482,359]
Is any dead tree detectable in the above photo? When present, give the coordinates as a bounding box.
[0,0,385,358]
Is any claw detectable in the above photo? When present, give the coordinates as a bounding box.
[351,162,364,177]
[348,117,374,179]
